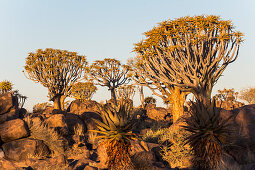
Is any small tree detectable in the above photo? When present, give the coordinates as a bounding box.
[0,80,13,94]
[215,88,238,102]
[70,82,97,102]
[115,84,135,101]
[214,88,244,110]
[86,58,131,104]
[144,96,156,105]
[24,48,87,110]
[240,87,255,104]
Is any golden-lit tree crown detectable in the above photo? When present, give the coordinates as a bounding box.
[134,15,243,55]
[0,80,13,93]
[86,58,131,102]
[24,48,87,109]
[70,82,97,101]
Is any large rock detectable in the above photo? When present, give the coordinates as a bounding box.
[80,112,102,131]
[219,104,255,164]
[67,100,100,115]
[146,107,168,121]
[0,119,29,142]
[64,113,86,135]
[44,114,69,135]
[0,93,17,115]
[2,138,50,161]
[0,108,19,124]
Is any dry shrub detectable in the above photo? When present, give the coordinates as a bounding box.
[24,115,66,156]
[73,123,84,136]
[160,128,193,168]
[143,127,193,168]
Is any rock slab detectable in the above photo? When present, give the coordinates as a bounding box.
[0,119,29,142]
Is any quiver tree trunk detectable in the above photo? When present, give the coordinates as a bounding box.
[53,95,62,110]
[110,88,117,104]
[194,86,212,108]
[139,86,145,109]
[169,87,186,123]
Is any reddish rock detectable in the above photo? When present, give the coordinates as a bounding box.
[44,114,69,135]
[0,93,16,115]
[2,138,50,161]
[0,119,29,142]
[67,100,100,115]
[0,107,19,124]
[80,112,102,131]
[146,107,168,121]
[220,104,255,164]
[64,113,86,134]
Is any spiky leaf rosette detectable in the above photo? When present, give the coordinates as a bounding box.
[183,99,232,170]
[91,100,136,169]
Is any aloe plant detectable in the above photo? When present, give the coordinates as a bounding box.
[91,100,137,169]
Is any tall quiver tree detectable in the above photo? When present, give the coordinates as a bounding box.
[86,58,131,104]
[134,15,243,169]
[133,45,187,123]
[24,48,87,110]
[134,15,243,108]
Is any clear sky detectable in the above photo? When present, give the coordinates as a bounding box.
[0,0,254,111]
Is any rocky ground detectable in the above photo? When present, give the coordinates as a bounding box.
[0,92,255,169]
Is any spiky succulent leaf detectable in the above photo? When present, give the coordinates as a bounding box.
[183,99,233,170]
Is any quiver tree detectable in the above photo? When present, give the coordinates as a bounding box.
[24,48,87,110]
[70,82,97,102]
[134,15,243,169]
[214,88,244,109]
[134,15,243,108]
[116,85,135,101]
[132,48,187,122]
[0,80,13,94]
[86,58,131,104]
[240,87,255,104]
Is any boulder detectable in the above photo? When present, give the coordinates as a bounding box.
[220,104,255,164]
[146,107,168,121]
[0,93,17,115]
[2,138,50,161]
[44,114,69,135]
[80,112,102,131]
[64,113,86,135]
[0,108,19,124]
[0,119,29,142]
[132,151,157,169]
[67,100,100,115]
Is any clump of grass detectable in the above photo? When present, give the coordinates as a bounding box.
[73,123,85,136]
[24,115,66,156]
[143,126,193,168]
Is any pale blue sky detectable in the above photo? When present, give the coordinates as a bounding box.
[0,0,254,111]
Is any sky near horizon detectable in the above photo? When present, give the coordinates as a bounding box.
[0,0,254,111]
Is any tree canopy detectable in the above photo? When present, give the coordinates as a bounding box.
[134,15,243,106]
[86,58,131,103]
[24,48,87,110]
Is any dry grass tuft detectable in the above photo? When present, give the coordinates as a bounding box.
[24,115,66,156]
[143,126,193,168]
